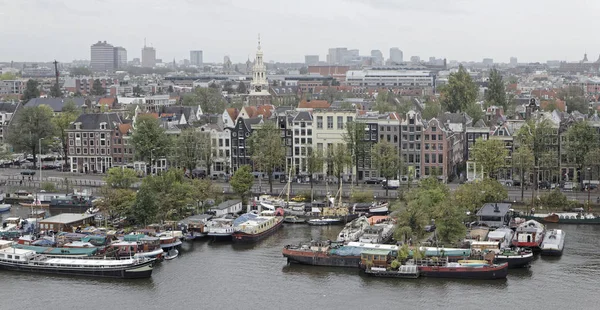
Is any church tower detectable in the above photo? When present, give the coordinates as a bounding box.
[248,34,271,106]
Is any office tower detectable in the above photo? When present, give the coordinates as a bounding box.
[113,47,127,70]
[90,41,115,72]
[190,50,203,66]
[510,57,518,66]
[371,50,384,65]
[327,47,348,64]
[305,55,319,66]
[389,47,404,64]
[142,44,156,68]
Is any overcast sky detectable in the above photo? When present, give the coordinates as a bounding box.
[1,0,599,64]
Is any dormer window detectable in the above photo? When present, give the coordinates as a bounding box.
[100,122,107,130]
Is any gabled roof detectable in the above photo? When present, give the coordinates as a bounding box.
[0,101,20,113]
[98,97,117,108]
[293,111,312,122]
[298,99,330,109]
[473,119,487,128]
[71,113,121,130]
[118,123,132,135]
[164,106,193,121]
[226,108,238,120]
[25,98,86,112]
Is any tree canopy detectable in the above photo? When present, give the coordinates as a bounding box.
[248,122,285,194]
[53,100,80,167]
[485,68,507,110]
[182,87,226,114]
[440,65,478,113]
[6,105,55,168]
[131,114,172,164]
[344,121,368,186]
[471,138,508,178]
[104,167,138,189]
[566,121,599,170]
[21,79,40,103]
[91,79,105,96]
[230,165,254,204]
[173,128,204,174]
[371,141,402,196]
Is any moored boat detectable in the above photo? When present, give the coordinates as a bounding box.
[0,204,11,213]
[283,241,363,267]
[206,218,236,240]
[494,248,534,268]
[540,229,565,256]
[283,216,307,224]
[524,213,600,225]
[232,210,284,243]
[164,249,179,260]
[336,216,370,242]
[307,218,342,226]
[512,220,545,251]
[416,259,508,280]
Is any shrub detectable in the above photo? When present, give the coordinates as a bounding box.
[41,182,56,192]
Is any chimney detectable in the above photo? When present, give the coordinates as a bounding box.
[493,203,500,213]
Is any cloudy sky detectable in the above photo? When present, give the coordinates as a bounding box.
[1,0,599,64]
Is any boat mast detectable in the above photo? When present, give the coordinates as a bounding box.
[286,166,292,208]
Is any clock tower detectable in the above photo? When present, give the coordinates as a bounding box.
[248,34,271,106]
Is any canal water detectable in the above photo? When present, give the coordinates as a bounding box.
[1,209,600,310]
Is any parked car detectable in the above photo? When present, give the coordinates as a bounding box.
[539,181,551,190]
[363,177,383,184]
[20,170,36,176]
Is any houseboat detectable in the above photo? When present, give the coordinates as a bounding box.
[0,246,154,279]
[283,241,364,267]
[180,214,212,240]
[524,212,600,225]
[283,216,306,224]
[106,240,164,259]
[512,220,546,251]
[156,232,183,250]
[232,210,284,243]
[358,221,395,244]
[206,218,236,240]
[307,218,342,226]
[336,216,370,242]
[540,229,565,256]
[49,194,95,214]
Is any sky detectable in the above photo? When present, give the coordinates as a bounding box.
[1,0,600,64]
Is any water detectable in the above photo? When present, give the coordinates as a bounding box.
[2,209,600,310]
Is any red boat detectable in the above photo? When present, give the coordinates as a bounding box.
[417,261,508,280]
[512,220,545,251]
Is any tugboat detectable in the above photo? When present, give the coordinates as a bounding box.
[540,229,565,256]
[512,220,546,252]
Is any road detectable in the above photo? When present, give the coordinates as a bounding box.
[1,167,597,203]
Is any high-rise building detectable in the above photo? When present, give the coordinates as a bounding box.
[371,50,384,65]
[90,41,115,72]
[483,58,494,66]
[389,47,404,64]
[510,57,518,66]
[305,55,319,66]
[190,50,203,66]
[142,45,156,68]
[327,47,348,65]
[113,47,127,70]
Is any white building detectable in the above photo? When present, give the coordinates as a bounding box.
[209,200,243,217]
[289,111,313,175]
[248,35,271,106]
[199,123,231,177]
[389,47,403,63]
[190,50,203,66]
[345,69,434,88]
[312,110,357,181]
[90,41,115,72]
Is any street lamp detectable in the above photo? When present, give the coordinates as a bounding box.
[587,167,591,207]
[39,138,44,183]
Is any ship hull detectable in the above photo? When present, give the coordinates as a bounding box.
[232,218,283,243]
[541,248,563,256]
[523,215,600,225]
[418,263,508,280]
[282,248,361,267]
[494,253,534,268]
[0,259,154,279]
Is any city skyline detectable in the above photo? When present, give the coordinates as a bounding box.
[1,0,600,63]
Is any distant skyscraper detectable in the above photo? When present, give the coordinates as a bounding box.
[410,56,420,64]
[371,50,384,66]
[113,47,127,70]
[305,55,319,66]
[327,47,348,64]
[510,57,518,66]
[90,41,115,72]
[190,50,203,66]
[389,47,403,64]
[483,58,494,66]
[141,43,156,68]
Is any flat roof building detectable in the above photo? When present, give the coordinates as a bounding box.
[39,213,95,232]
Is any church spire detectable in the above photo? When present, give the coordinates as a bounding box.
[258,33,261,50]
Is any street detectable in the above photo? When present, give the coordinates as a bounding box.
[1,167,597,203]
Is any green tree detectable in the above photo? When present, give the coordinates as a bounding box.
[329,144,352,191]
[434,201,467,245]
[0,72,18,80]
[230,165,254,204]
[131,114,172,167]
[393,201,428,243]
[173,128,203,174]
[558,86,588,114]
[422,101,441,120]
[182,87,226,114]
[167,85,174,93]
[584,147,600,181]
[223,81,234,94]
[371,141,402,196]
[97,187,137,221]
[133,85,144,97]
[485,68,507,110]
[471,138,508,178]
[516,119,555,186]
[440,65,478,113]
[6,105,54,168]
[453,178,508,214]
[52,100,80,167]
[248,122,285,194]
[91,79,105,96]
[140,169,194,221]
[133,184,159,225]
[343,121,368,186]
[566,121,599,173]
[104,167,138,189]
[21,79,40,103]
[306,147,325,202]
[190,179,221,212]
[512,145,534,201]
[50,83,62,98]
[237,81,247,94]
[464,103,483,125]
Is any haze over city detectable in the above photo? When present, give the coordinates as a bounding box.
[1,0,600,63]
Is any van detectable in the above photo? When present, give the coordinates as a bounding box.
[383,179,400,189]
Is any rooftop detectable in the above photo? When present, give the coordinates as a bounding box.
[211,200,242,210]
[476,203,512,217]
[40,213,95,225]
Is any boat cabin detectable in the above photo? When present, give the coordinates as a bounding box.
[0,247,36,262]
[470,241,502,254]
[209,200,243,217]
[476,203,512,228]
[360,249,392,268]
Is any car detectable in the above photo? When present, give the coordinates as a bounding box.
[20,170,36,176]
[363,177,383,184]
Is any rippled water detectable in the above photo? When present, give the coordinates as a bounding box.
[1,214,599,310]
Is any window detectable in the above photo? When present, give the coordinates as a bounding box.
[408,154,414,163]
[113,148,117,154]
[438,154,443,164]
[295,138,299,144]
[347,116,353,123]
[327,116,334,129]
[402,143,407,150]
[337,116,343,129]
[307,129,312,135]
[432,135,437,141]
[425,143,429,150]
[438,143,443,150]
[432,155,436,163]
[69,140,74,146]
[432,144,436,150]
[425,135,429,141]
[425,167,430,175]
[76,148,80,154]
[317,116,323,129]
[90,148,94,154]
[432,126,437,132]
[438,135,442,140]
[225,139,230,147]
[219,139,223,147]
[425,154,430,163]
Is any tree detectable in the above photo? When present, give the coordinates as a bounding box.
[434,201,467,245]
[182,87,226,114]
[104,167,138,189]
[139,169,194,222]
[91,79,105,96]
[69,67,92,76]
[371,141,402,196]
[0,72,17,80]
[237,81,247,94]
[209,82,219,89]
[173,128,203,174]
[440,65,478,113]
[190,179,221,212]
[584,147,600,181]
[485,68,507,110]
[167,85,174,93]
[223,81,235,94]
[133,85,144,97]
[21,79,40,103]
[512,145,534,201]
[329,144,352,191]
[393,202,428,243]
[323,87,342,104]
[516,119,554,184]
[97,187,136,221]
[566,121,599,173]
[52,100,80,167]
[6,105,54,169]
[558,86,588,114]
[248,122,285,194]
[538,189,568,211]
[464,103,483,125]
[299,67,308,75]
[422,102,441,120]
[344,121,368,186]
[133,183,158,225]
[306,147,325,202]
[351,189,373,203]
[50,83,62,98]
[453,178,507,214]
[471,138,508,179]
[230,165,254,204]
[131,114,172,168]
